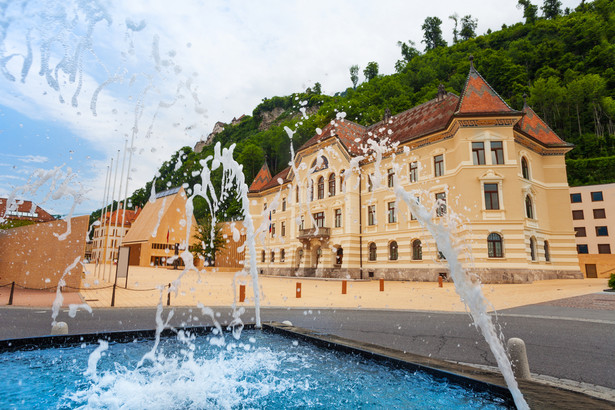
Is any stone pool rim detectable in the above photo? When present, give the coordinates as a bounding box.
[0,323,612,409]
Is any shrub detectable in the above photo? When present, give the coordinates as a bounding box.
[609,273,615,290]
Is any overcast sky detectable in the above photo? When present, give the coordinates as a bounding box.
[0,0,580,216]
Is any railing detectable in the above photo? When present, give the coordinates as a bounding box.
[297,227,330,239]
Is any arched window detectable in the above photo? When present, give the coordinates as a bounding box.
[261,250,265,263]
[309,182,314,201]
[296,185,300,203]
[335,247,343,265]
[280,249,285,263]
[530,237,537,261]
[389,241,398,260]
[271,250,275,263]
[328,173,336,196]
[525,195,534,219]
[521,157,530,179]
[544,241,550,262]
[368,243,377,261]
[317,176,325,199]
[339,170,345,192]
[487,233,503,258]
[412,239,422,260]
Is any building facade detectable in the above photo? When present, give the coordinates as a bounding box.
[92,207,140,263]
[0,198,55,226]
[247,64,582,283]
[569,183,615,278]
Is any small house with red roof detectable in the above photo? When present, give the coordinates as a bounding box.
[247,60,581,283]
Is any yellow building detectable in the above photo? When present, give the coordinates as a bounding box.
[123,187,198,267]
[569,183,615,278]
[247,62,582,283]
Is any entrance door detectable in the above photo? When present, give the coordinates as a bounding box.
[585,264,597,278]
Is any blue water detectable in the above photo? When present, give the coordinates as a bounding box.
[0,330,509,409]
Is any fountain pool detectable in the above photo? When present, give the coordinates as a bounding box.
[0,326,513,409]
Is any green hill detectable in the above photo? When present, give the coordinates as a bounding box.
[90,0,615,224]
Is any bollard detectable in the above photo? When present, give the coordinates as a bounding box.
[296,282,302,298]
[438,276,443,288]
[507,338,531,380]
[167,283,171,306]
[111,283,117,307]
[379,278,384,292]
[8,281,15,305]
[51,322,68,335]
[239,284,246,302]
[341,280,347,295]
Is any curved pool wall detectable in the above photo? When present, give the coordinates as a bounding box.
[0,324,611,409]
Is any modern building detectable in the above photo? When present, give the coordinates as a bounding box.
[122,187,198,267]
[569,183,615,278]
[91,207,140,263]
[247,62,582,283]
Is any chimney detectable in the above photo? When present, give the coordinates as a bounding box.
[383,107,391,123]
[437,83,447,101]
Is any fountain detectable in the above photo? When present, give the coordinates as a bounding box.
[0,1,538,408]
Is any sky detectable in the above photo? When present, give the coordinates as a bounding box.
[0,0,581,217]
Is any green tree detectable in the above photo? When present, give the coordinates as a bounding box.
[395,40,420,72]
[542,0,562,19]
[192,216,226,267]
[239,143,265,182]
[349,65,359,89]
[363,61,379,81]
[517,0,538,23]
[449,13,459,44]
[313,82,322,95]
[460,15,478,40]
[421,16,447,51]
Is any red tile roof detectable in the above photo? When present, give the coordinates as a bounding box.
[0,198,55,223]
[456,65,516,115]
[249,163,273,192]
[515,104,567,145]
[100,208,141,227]
[257,167,292,192]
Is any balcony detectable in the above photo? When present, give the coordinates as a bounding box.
[297,227,330,240]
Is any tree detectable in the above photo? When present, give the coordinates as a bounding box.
[449,13,459,44]
[349,65,359,89]
[313,82,322,95]
[421,17,447,51]
[192,216,226,267]
[239,143,265,182]
[542,0,562,19]
[395,40,420,72]
[517,0,538,24]
[363,62,379,81]
[460,15,478,41]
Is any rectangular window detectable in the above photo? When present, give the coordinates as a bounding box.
[434,155,444,177]
[411,197,420,220]
[484,183,500,210]
[591,191,604,202]
[387,202,397,223]
[574,227,587,237]
[368,205,376,226]
[570,193,582,203]
[409,162,418,183]
[313,212,325,228]
[387,168,394,188]
[282,198,286,212]
[435,192,446,217]
[572,210,584,220]
[596,226,609,236]
[491,141,504,164]
[271,223,275,237]
[334,209,342,228]
[281,221,286,237]
[472,142,485,165]
[593,208,606,219]
[577,244,589,254]
[598,244,611,254]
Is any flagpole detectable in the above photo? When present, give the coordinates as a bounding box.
[104,150,120,282]
[100,157,113,282]
[111,139,128,284]
[95,164,111,279]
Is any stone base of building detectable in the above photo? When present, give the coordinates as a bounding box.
[259,267,583,284]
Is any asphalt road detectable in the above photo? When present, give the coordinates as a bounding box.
[1,303,613,390]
